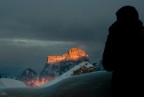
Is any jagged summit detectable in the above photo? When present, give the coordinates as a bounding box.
[20,48,90,87]
[47,48,89,64]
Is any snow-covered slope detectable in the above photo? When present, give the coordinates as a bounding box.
[41,62,95,87]
[0,71,112,97]
[44,71,112,97]
[0,78,27,88]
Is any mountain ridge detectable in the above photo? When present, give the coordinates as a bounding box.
[20,48,91,87]
[47,48,89,64]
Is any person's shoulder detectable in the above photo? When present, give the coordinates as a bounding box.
[109,21,119,33]
[141,26,144,34]
[139,26,144,39]
[142,26,144,32]
[142,26,144,37]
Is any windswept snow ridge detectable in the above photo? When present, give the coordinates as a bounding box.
[0,71,112,97]
[0,78,27,88]
[41,62,95,87]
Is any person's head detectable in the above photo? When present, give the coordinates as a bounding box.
[116,6,139,22]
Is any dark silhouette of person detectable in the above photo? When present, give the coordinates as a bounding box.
[102,6,144,97]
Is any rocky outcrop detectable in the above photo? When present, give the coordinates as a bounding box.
[20,68,39,87]
[39,48,90,85]
[73,64,96,75]
[20,48,90,87]
[47,48,89,64]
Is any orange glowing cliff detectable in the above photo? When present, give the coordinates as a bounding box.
[47,48,89,64]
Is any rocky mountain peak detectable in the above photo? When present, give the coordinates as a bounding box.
[47,48,89,64]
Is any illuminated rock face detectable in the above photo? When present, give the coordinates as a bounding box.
[39,48,90,86]
[21,48,90,87]
[47,48,89,64]
[48,56,65,64]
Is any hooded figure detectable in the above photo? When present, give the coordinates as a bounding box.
[102,6,144,97]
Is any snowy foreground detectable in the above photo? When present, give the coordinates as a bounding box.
[41,62,96,87]
[0,71,112,97]
[0,78,27,88]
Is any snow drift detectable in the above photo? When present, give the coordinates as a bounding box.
[0,71,112,97]
[41,62,96,87]
[0,78,27,88]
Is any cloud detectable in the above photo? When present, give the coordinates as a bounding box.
[0,38,75,47]
[0,0,144,75]
[0,38,78,74]
[0,0,111,43]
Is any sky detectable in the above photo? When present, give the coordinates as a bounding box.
[0,0,144,75]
